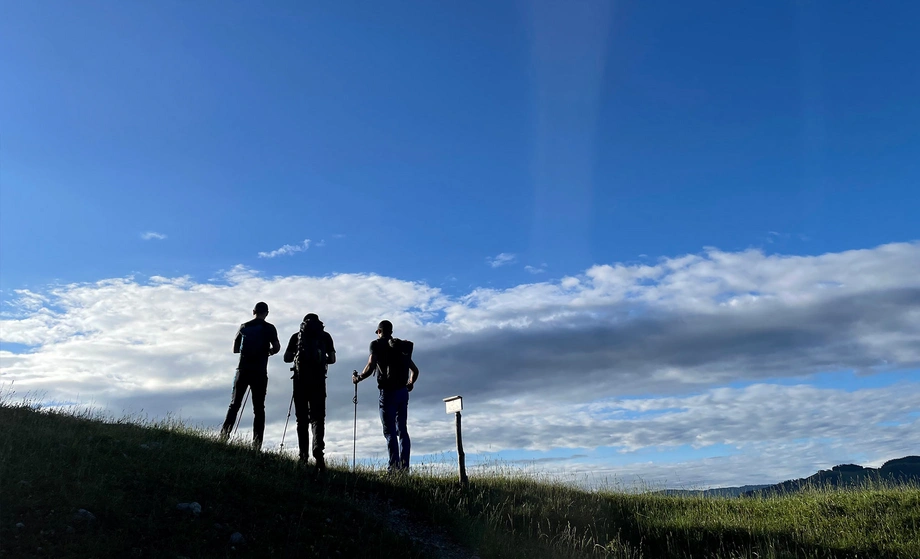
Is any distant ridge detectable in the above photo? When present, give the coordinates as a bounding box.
[743,456,920,497]
[657,484,771,498]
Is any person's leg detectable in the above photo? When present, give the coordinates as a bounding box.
[220,368,248,440]
[293,377,310,462]
[250,371,268,449]
[394,388,411,471]
[378,389,400,472]
[309,381,327,470]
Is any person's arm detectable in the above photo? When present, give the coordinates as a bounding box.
[269,325,281,356]
[282,333,298,363]
[353,352,377,384]
[407,359,419,390]
[325,333,336,365]
[232,325,243,354]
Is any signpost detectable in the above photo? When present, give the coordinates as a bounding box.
[443,395,468,486]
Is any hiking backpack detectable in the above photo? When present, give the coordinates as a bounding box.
[378,338,414,389]
[294,318,328,377]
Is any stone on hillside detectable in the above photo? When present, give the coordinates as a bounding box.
[230,532,246,545]
[176,502,202,516]
[74,509,96,522]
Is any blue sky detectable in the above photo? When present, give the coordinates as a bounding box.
[2,1,919,487]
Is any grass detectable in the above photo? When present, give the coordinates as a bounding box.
[1,399,918,558]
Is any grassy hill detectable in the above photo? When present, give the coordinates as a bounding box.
[2,402,919,559]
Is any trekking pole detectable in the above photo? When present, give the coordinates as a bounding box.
[279,394,295,453]
[233,387,251,435]
[352,370,359,471]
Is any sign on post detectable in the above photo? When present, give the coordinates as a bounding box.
[444,395,462,414]
[443,396,468,485]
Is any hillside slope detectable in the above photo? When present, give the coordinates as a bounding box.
[3,403,919,559]
[0,405,444,558]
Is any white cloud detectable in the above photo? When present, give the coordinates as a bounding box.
[487,253,516,268]
[525,264,547,274]
[258,239,310,258]
[2,241,919,486]
[140,231,167,240]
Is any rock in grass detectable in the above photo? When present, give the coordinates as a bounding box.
[230,532,246,545]
[74,509,96,522]
[176,502,202,516]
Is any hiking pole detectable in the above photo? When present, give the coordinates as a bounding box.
[279,394,295,453]
[352,370,359,471]
[233,387,251,435]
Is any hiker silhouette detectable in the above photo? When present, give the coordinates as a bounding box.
[283,313,336,472]
[354,320,419,472]
[219,302,281,449]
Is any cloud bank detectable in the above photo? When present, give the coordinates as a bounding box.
[2,242,918,486]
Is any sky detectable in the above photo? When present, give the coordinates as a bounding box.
[1,1,918,489]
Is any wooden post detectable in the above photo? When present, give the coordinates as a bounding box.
[455,411,468,486]
[443,395,467,486]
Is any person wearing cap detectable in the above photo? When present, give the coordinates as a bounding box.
[353,320,419,472]
[219,301,281,449]
[283,313,336,472]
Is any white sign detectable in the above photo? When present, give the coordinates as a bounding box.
[443,395,463,414]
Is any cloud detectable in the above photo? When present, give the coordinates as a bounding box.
[487,253,516,268]
[140,232,167,240]
[1,241,919,486]
[258,239,310,258]
[525,264,547,274]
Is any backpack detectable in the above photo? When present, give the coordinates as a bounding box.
[378,338,414,389]
[239,322,269,358]
[294,318,328,377]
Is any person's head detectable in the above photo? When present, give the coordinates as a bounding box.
[302,313,322,329]
[376,320,393,338]
[253,301,269,319]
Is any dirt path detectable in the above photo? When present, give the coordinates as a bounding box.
[356,494,478,559]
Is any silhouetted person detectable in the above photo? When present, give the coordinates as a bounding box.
[220,302,281,449]
[353,320,419,472]
[283,313,336,472]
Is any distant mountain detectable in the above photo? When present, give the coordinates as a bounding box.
[742,456,920,497]
[657,485,771,498]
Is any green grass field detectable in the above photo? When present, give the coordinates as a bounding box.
[2,401,917,558]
